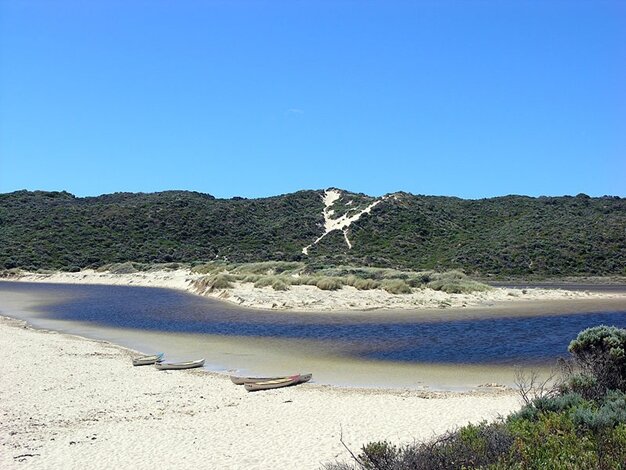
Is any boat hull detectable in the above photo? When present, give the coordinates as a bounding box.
[231,372,313,386]
[244,373,312,392]
[132,353,164,366]
[155,359,205,370]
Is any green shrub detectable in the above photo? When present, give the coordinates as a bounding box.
[210,274,234,289]
[271,279,290,291]
[253,276,274,288]
[107,262,139,274]
[507,411,598,468]
[571,391,626,432]
[358,441,398,470]
[241,274,262,283]
[233,261,304,275]
[427,279,491,294]
[353,278,380,290]
[316,277,344,290]
[381,279,411,294]
[568,325,626,398]
[191,262,228,275]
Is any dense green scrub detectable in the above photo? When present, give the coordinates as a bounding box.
[1,189,624,276]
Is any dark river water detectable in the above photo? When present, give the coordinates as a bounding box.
[2,281,625,367]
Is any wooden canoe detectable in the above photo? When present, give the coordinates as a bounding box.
[155,359,205,370]
[230,375,286,385]
[244,373,312,392]
[231,373,313,385]
[132,352,164,366]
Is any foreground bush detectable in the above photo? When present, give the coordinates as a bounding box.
[566,325,626,399]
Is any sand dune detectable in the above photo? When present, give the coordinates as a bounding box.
[7,269,625,312]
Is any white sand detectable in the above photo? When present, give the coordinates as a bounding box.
[303,189,384,254]
[7,269,625,312]
[0,317,521,470]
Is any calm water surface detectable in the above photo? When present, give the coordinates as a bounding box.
[2,281,625,367]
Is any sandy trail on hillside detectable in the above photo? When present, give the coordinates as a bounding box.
[0,316,520,470]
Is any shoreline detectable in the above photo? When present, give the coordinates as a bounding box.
[4,269,626,313]
[0,315,520,469]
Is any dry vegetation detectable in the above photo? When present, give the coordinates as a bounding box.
[190,261,492,295]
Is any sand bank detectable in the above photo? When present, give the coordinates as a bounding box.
[6,269,626,312]
[0,316,520,470]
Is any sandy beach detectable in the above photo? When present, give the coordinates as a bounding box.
[6,269,626,312]
[0,316,521,470]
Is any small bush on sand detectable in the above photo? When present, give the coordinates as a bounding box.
[353,278,381,290]
[253,276,274,288]
[271,279,290,291]
[191,262,228,275]
[316,277,344,291]
[427,279,491,294]
[292,276,322,286]
[106,262,140,274]
[381,279,412,294]
[210,274,234,290]
[193,274,234,293]
[233,261,304,275]
[241,274,262,283]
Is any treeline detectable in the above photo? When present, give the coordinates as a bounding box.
[0,189,624,276]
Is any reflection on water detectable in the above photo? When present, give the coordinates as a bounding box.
[1,281,625,368]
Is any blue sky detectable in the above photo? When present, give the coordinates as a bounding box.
[1,1,624,199]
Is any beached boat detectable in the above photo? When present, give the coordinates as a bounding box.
[244,373,312,392]
[231,373,313,385]
[155,359,205,370]
[230,375,284,385]
[132,352,164,366]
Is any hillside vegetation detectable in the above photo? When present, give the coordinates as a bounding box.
[0,189,624,276]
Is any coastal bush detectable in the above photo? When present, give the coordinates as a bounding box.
[194,274,234,292]
[316,277,344,291]
[271,279,290,291]
[191,262,228,275]
[233,261,304,275]
[427,279,491,294]
[253,276,275,288]
[352,278,380,290]
[380,279,412,294]
[105,262,142,274]
[241,274,262,283]
[566,325,626,398]
[0,268,22,277]
[323,422,514,470]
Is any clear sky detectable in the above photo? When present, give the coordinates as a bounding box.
[1,1,624,199]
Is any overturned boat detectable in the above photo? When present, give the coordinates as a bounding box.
[244,373,312,392]
[132,352,164,366]
[155,359,205,370]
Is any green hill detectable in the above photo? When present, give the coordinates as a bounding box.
[1,189,624,276]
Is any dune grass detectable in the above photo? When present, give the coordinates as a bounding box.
[193,262,490,295]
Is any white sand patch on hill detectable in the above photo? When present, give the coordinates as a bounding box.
[302,189,383,255]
